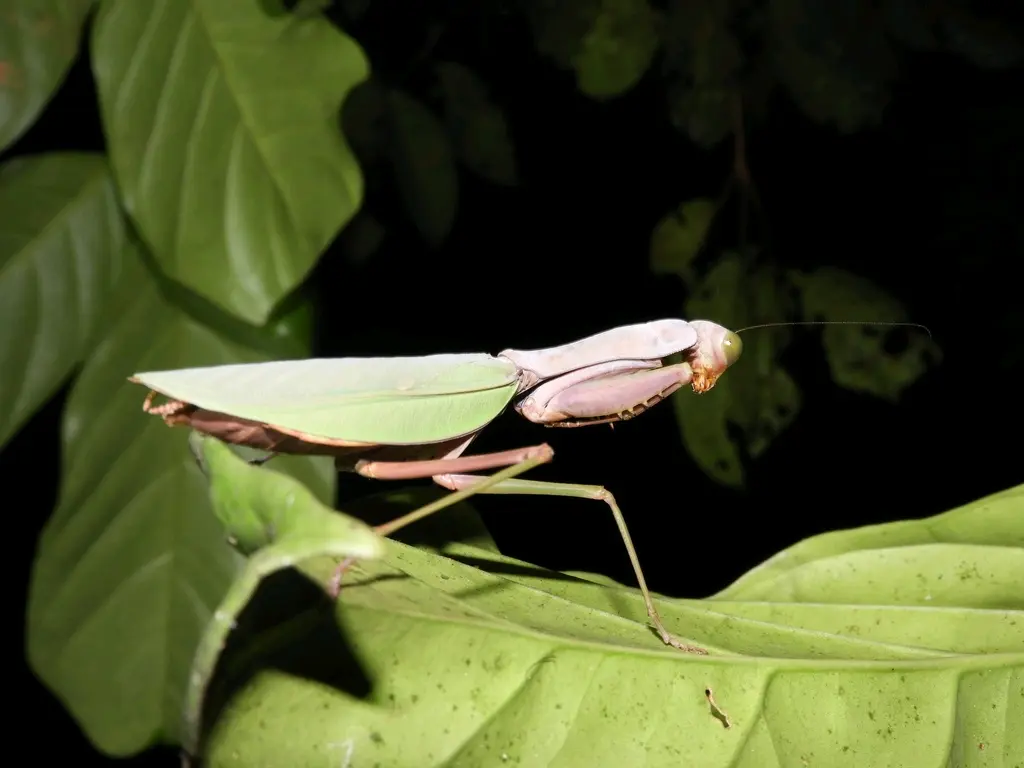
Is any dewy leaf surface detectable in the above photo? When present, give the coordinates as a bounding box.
[0,0,94,151]
[90,0,369,323]
[202,486,1023,767]
[25,243,335,756]
[0,153,127,449]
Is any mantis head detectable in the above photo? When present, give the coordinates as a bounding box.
[686,320,743,393]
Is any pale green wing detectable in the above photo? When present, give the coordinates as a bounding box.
[131,354,519,445]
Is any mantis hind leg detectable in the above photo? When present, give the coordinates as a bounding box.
[434,474,707,655]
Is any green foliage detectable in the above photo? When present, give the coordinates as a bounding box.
[530,0,661,100]
[649,198,717,285]
[183,438,383,753]
[675,253,800,485]
[526,0,1021,142]
[0,154,125,448]
[0,1,95,151]
[26,237,336,755]
[650,200,941,486]
[91,0,369,324]
[435,61,518,186]
[194,464,1023,766]
[6,0,1015,763]
[13,0,357,754]
[795,267,942,401]
[383,88,460,247]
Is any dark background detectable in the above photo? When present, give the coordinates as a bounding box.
[5,5,1022,766]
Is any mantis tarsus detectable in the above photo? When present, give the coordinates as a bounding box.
[132,317,926,654]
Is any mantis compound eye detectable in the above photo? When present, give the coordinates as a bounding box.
[721,331,743,366]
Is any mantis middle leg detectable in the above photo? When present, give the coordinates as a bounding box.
[433,474,707,654]
[338,449,707,654]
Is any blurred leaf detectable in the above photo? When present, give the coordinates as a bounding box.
[288,0,333,18]
[204,489,1023,766]
[338,209,386,266]
[385,89,459,247]
[528,0,602,65]
[674,380,743,486]
[767,0,896,133]
[667,85,737,148]
[0,153,126,450]
[26,242,335,756]
[882,0,941,51]
[530,0,661,100]
[436,62,518,186]
[336,0,371,20]
[794,267,942,401]
[341,77,389,167]
[575,0,661,99]
[675,254,800,486]
[183,437,382,753]
[0,0,94,152]
[939,8,1024,69]
[91,0,369,324]
[663,0,742,147]
[649,197,717,286]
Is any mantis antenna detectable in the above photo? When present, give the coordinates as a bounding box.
[735,320,932,338]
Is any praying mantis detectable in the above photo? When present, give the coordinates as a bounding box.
[130,318,744,654]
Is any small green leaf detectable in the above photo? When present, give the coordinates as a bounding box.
[0,153,127,450]
[26,242,335,756]
[0,0,94,151]
[794,267,942,401]
[530,0,660,100]
[203,487,1024,766]
[436,62,518,186]
[91,0,370,324]
[675,254,800,486]
[183,437,382,753]
[385,89,459,247]
[201,437,379,559]
[574,0,660,99]
[649,198,717,286]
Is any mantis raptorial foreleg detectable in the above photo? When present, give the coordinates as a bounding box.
[434,474,707,654]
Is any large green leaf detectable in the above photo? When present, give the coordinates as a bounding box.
[26,243,335,756]
[713,483,1024,605]
[0,1,94,151]
[0,153,126,450]
[199,484,1022,766]
[183,437,383,754]
[90,0,369,324]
